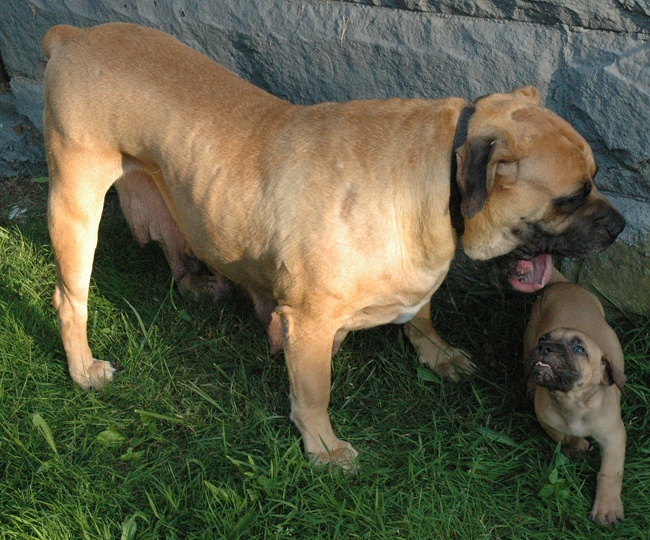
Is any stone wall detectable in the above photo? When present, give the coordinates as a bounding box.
[0,0,648,311]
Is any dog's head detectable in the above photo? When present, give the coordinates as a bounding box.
[527,328,626,393]
[455,87,625,292]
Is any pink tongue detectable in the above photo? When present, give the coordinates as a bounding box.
[508,254,553,293]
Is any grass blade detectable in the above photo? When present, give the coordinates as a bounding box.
[31,413,58,456]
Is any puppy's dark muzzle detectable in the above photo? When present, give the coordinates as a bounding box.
[528,335,581,392]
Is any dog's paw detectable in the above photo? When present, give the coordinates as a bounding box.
[403,323,475,380]
[562,436,591,456]
[309,440,359,472]
[590,496,624,526]
[420,346,476,381]
[71,359,116,390]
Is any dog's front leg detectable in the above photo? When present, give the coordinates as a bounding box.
[277,306,358,469]
[403,301,475,380]
[590,421,626,525]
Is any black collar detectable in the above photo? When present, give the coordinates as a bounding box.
[449,105,475,236]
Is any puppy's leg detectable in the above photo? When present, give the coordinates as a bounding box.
[590,421,626,525]
[47,138,121,389]
[561,435,591,456]
[404,302,474,380]
[538,421,590,455]
[277,306,358,469]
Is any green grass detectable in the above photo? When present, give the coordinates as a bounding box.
[0,178,648,539]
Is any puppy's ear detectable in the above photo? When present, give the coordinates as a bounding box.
[456,137,518,218]
[602,357,626,391]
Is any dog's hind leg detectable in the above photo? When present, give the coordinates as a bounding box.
[115,169,234,303]
[47,135,121,389]
[404,301,475,380]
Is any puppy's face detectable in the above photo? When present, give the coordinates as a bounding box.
[527,328,624,393]
[455,87,625,292]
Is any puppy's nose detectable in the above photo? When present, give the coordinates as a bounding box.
[537,335,556,355]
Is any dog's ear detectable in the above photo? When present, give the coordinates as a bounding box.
[455,137,518,218]
[509,86,541,105]
[602,357,626,391]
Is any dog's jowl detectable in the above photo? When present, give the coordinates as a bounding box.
[43,23,624,468]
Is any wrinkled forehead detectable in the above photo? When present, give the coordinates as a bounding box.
[546,328,600,357]
[546,327,583,343]
[516,112,598,192]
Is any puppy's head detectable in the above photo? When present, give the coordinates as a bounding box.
[455,87,625,292]
[527,328,626,393]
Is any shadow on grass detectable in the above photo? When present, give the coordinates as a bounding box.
[2,178,649,537]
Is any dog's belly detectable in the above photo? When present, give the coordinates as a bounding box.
[341,288,439,331]
[392,295,432,324]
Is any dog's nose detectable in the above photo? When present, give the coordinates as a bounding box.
[537,334,556,355]
[594,207,626,240]
[606,211,626,239]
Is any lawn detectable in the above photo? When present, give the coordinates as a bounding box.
[0,177,648,539]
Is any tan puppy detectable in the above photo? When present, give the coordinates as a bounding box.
[43,23,625,468]
[524,268,626,525]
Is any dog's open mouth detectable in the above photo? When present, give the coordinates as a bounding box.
[503,254,553,293]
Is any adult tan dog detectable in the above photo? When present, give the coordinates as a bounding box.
[524,268,626,525]
[43,22,625,468]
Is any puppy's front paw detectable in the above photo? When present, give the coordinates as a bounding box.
[561,436,590,456]
[309,440,359,472]
[590,495,624,526]
[71,359,116,390]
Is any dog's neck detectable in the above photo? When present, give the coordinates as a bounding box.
[450,105,475,236]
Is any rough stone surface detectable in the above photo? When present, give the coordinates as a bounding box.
[0,92,46,178]
[346,1,650,36]
[0,0,648,311]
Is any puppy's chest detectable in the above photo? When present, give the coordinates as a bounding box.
[541,392,602,437]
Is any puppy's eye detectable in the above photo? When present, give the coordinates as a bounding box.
[573,345,586,355]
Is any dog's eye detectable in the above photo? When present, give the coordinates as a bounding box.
[573,345,586,355]
[554,182,592,214]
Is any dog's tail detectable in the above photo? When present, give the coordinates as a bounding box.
[43,25,82,59]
